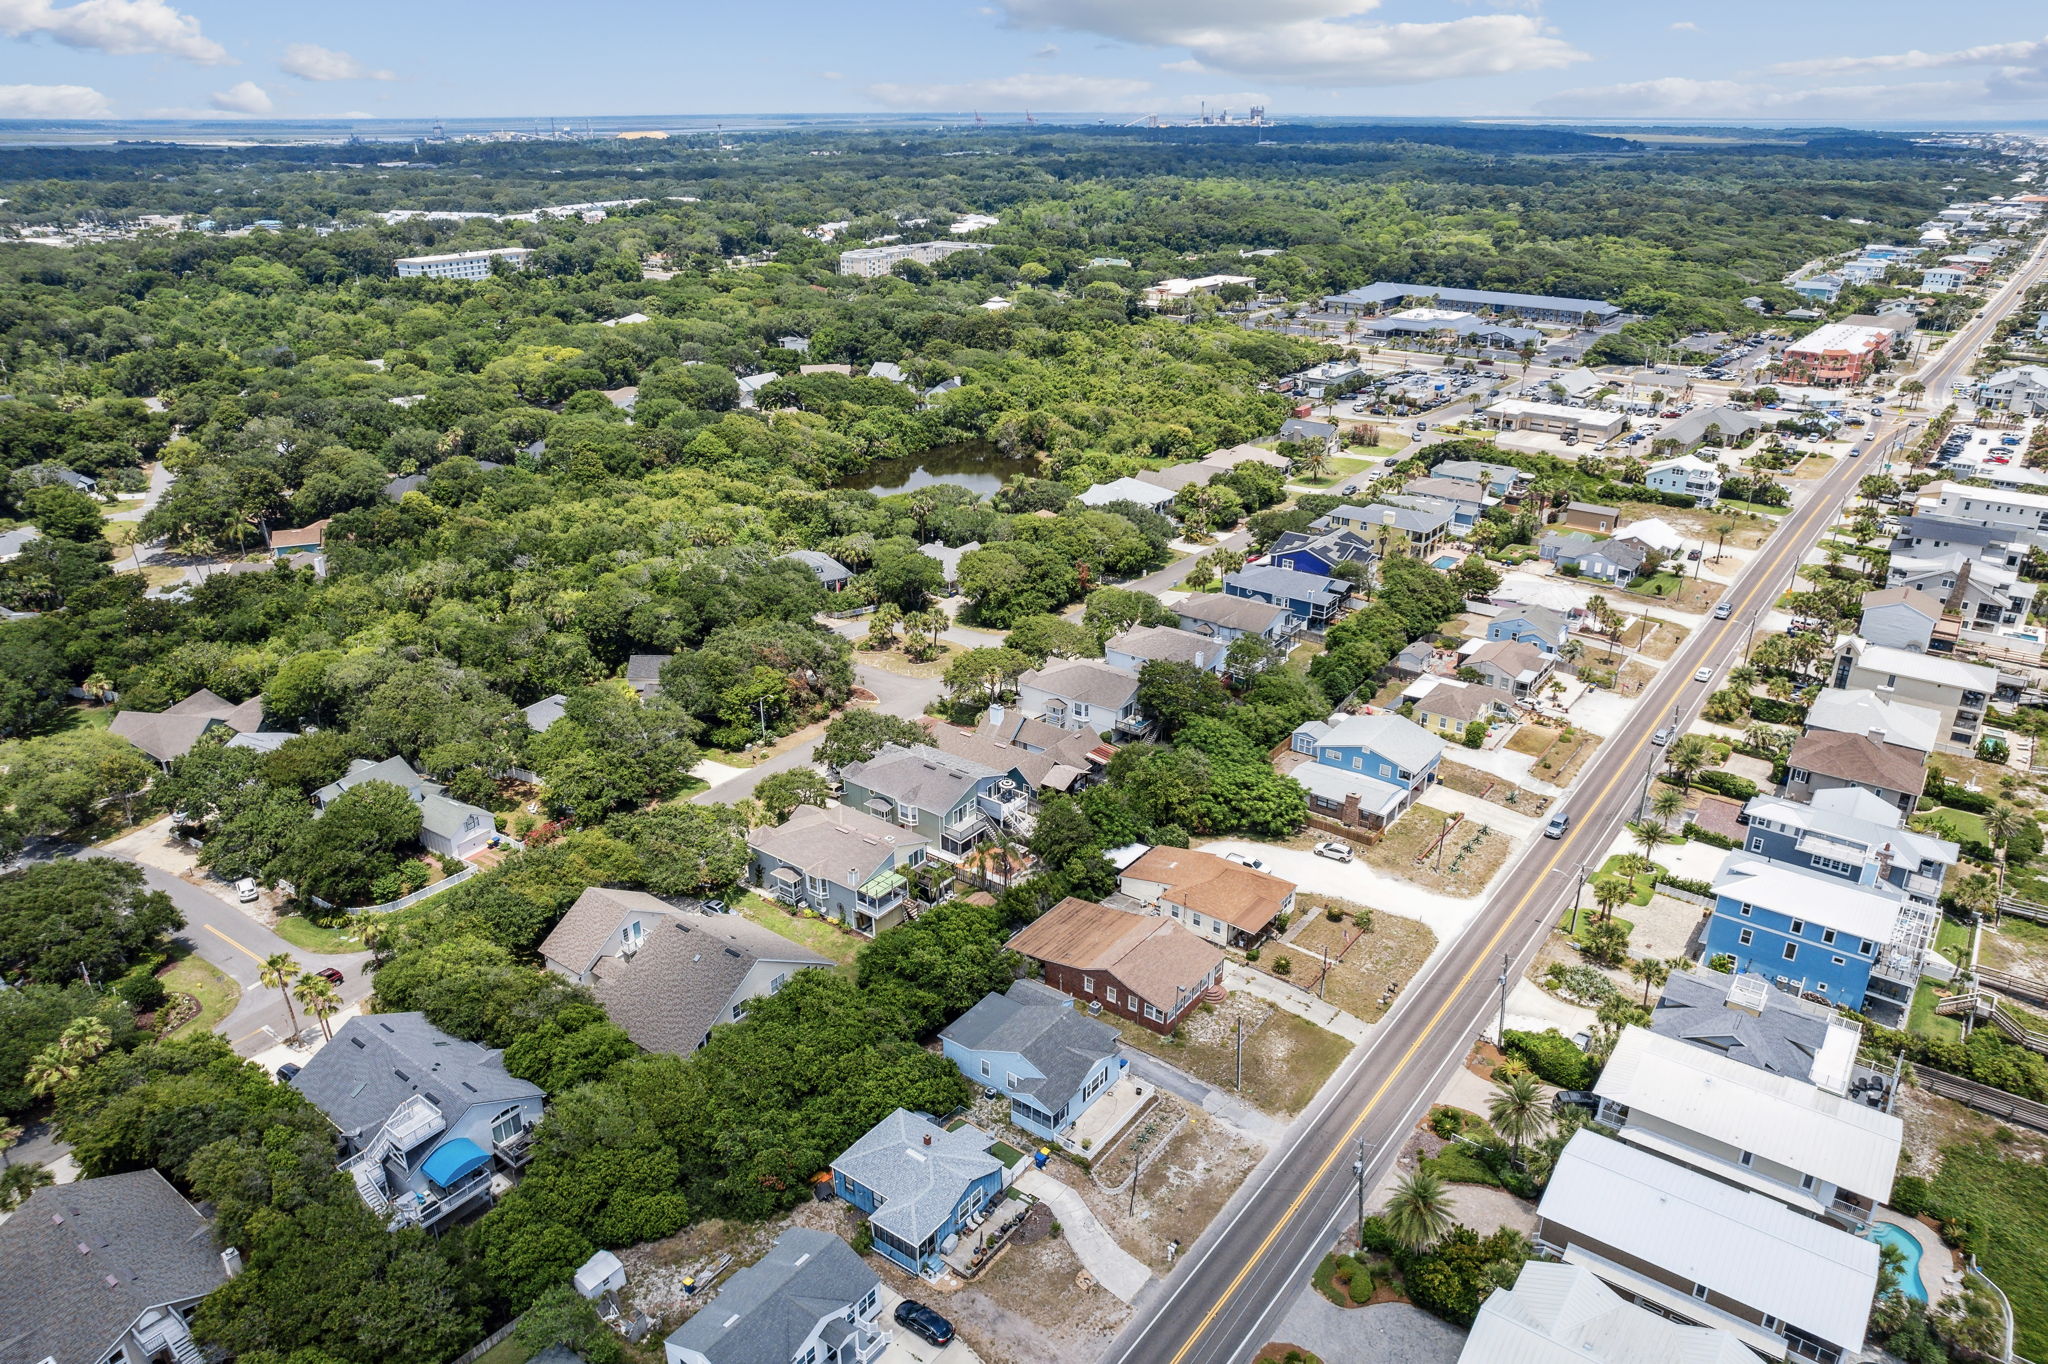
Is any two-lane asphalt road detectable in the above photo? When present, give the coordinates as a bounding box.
[1108,232,2048,1364]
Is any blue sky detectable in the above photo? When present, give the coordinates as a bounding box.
[2,0,2046,125]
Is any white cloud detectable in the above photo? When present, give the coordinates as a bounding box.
[1669,20,1697,31]
[1160,58,1205,73]
[993,0,1585,85]
[0,0,228,64]
[818,70,843,80]
[1773,35,2045,77]
[279,42,393,81]
[1031,43,1059,58]
[339,109,375,118]
[208,79,272,114]
[865,71,1152,110]
[0,81,110,115]
[1535,75,1977,118]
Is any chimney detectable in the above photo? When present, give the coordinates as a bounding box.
[1866,727,1887,744]
[1340,792,1362,828]
[222,1246,244,1278]
[987,703,1005,730]
[923,1134,933,1146]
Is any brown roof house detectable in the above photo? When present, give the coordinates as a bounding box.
[1561,502,1621,534]
[540,887,830,1053]
[1007,896,1224,1033]
[1784,729,1927,819]
[1117,846,1296,948]
[267,517,331,556]
[109,686,267,767]
[1461,639,1554,699]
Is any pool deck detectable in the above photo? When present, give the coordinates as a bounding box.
[1879,1210,1961,1304]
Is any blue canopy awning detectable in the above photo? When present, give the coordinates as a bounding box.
[420,1137,490,1189]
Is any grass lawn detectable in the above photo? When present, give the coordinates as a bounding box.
[1918,806,1990,845]
[1718,499,1788,517]
[471,1337,533,1364]
[1289,455,1375,488]
[271,915,366,954]
[1595,854,1658,907]
[1936,914,1973,966]
[162,954,240,1037]
[735,892,862,969]
[1928,1139,2048,1358]
[1909,980,1964,1044]
[1622,572,1686,599]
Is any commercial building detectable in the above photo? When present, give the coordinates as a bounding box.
[393,247,535,279]
[1319,282,1619,326]
[1141,273,1254,308]
[1779,322,1895,386]
[836,240,991,278]
[1481,400,1628,442]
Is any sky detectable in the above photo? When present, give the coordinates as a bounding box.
[3,0,2048,127]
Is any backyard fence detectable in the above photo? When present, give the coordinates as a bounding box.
[310,863,479,916]
[444,1316,521,1364]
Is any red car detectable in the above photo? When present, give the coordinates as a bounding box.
[312,966,344,985]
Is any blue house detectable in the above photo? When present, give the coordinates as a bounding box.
[1738,788,1958,908]
[1486,606,1570,656]
[832,1109,1008,1277]
[939,980,1122,1145]
[290,1013,543,1230]
[1288,709,1445,830]
[1702,858,1907,1012]
[1267,527,1376,579]
[1224,565,1347,628]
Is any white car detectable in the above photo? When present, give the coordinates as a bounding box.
[1694,666,1715,683]
[1313,841,1355,863]
[1224,852,1266,870]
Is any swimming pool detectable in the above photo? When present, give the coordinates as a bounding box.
[1868,1221,1928,1303]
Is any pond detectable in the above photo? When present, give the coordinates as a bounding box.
[837,442,1036,498]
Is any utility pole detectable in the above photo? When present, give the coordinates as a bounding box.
[1569,866,1587,937]
[1353,1138,1368,1248]
[1496,951,1511,1044]
[1235,1018,1243,1091]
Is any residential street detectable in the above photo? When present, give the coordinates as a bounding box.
[688,662,946,804]
[1104,228,2048,1364]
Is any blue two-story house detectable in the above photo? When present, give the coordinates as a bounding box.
[1224,565,1348,628]
[1267,527,1376,579]
[832,1109,1009,1278]
[940,979,1122,1145]
[1486,606,1570,656]
[1288,709,1446,831]
[291,1013,543,1231]
[1702,857,1908,1013]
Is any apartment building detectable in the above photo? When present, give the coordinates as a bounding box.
[836,240,991,277]
[1831,637,1999,751]
[1779,322,1895,386]
[393,247,534,279]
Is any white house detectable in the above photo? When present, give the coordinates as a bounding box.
[1017,658,1148,739]
[1644,455,1724,507]
[1978,364,2048,414]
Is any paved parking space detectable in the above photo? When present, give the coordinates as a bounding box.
[877,1286,985,1364]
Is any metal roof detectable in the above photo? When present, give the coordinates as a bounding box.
[1596,1028,1901,1200]
[1465,1261,1756,1364]
[1539,1132,1879,1351]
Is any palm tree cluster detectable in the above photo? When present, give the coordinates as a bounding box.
[262,952,344,1044]
[25,1015,114,1098]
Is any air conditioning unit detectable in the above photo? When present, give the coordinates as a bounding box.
[1088,1000,1102,1016]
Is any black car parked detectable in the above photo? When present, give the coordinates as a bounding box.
[895,1299,955,1347]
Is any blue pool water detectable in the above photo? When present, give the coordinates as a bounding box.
[1868,1221,1929,1303]
[1431,555,1462,571]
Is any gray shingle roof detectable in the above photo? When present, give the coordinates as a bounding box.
[290,1012,541,1144]
[311,756,495,847]
[0,1169,228,1364]
[940,979,1119,1106]
[662,1228,877,1364]
[588,913,829,1055]
[539,885,677,976]
[524,693,569,732]
[1652,969,1843,1086]
[746,803,925,884]
[781,549,851,584]
[1267,527,1376,565]
[842,743,1001,815]
[1105,625,1221,668]
[1225,565,1343,607]
[1175,593,1293,635]
[110,687,265,763]
[1020,658,1142,708]
[625,654,671,697]
[832,1109,1003,1247]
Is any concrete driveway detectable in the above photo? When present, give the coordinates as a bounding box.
[877,1287,986,1364]
[690,663,946,805]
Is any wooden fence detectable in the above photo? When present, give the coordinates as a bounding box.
[1916,1067,2048,1133]
[445,1317,520,1364]
[1996,896,2048,926]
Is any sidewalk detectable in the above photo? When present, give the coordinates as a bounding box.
[1222,961,1372,1044]
[1015,1168,1152,1304]
[1119,1051,1285,1147]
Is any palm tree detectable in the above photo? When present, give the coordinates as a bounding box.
[293,973,342,1042]
[1591,875,1630,924]
[260,952,303,1039]
[1382,1169,1457,1252]
[25,1047,78,1098]
[1711,520,1735,562]
[1651,784,1687,829]
[1631,819,1663,863]
[0,1163,53,1212]
[58,1016,111,1064]
[1629,956,1674,1007]
[1987,802,2024,895]
[1487,1072,1552,1162]
[1664,734,1715,789]
[0,1122,22,1169]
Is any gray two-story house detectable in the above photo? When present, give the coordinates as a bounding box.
[745,803,932,936]
[290,1012,544,1230]
[840,742,1034,862]
[1017,658,1149,740]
